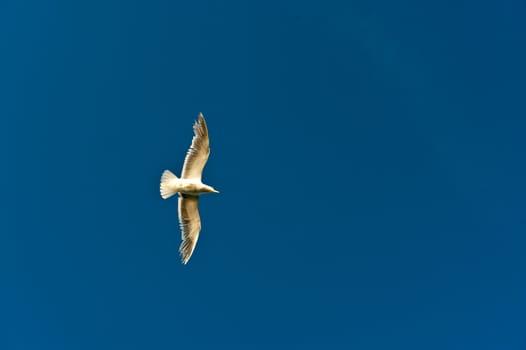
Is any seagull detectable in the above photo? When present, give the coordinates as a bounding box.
[160,113,219,264]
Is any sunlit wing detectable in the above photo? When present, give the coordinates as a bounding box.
[178,194,201,264]
[181,113,210,180]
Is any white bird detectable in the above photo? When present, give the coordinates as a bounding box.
[160,113,219,264]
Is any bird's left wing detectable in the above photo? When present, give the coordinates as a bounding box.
[178,193,201,264]
[181,113,210,180]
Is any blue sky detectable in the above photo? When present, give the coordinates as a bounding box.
[2,0,526,348]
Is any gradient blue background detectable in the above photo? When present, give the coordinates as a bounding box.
[2,0,526,348]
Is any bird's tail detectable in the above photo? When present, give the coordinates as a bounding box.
[160,170,179,199]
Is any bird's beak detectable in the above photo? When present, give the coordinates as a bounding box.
[213,189,220,193]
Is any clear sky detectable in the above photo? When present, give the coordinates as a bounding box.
[2,0,526,348]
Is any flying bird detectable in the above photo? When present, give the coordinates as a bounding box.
[160,113,219,264]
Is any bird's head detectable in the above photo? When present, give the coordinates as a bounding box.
[206,185,219,194]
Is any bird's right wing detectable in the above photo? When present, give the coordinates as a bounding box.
[178,193,201,264]
[181,113,210,180]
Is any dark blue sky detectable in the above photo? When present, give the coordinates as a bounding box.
[2,0,526,348]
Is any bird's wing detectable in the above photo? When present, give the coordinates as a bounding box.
[178,194,201,264]
[181,113,210,180]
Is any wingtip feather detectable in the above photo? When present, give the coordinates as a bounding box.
[179,239,196,265]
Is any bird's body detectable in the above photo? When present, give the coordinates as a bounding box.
[162,177,217,196]
[160,113,218,264]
